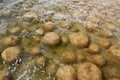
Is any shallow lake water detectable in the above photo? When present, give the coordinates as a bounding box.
[0,0,120,80]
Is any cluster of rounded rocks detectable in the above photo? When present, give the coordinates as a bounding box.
[0,20,119,80]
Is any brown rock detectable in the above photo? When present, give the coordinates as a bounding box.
[89,43,100,54]
[62,51,76,63]
[69,32,89,48]
[1,47,21,62]
[56,65,76,80]
[42,32,61,46]
[77,63,102,80]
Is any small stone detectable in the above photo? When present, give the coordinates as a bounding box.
[60,21,72,29]
[1,47,21,62]
[72,13,79,18]
[104,66,120,79]
[69,32,89,48]
[106,23,117,31]
[56,65,76,80]
[0,71,6,80]
[46,62,58,75]
[42,32,61,46]
[36,56,46,69]
[3,35,19,46]
[62,51,76,63]
[70,27,79,32]
[23,12,37,21]
[61,36,69,44]
[77,63,102,80]
[108,45,120,59]
[10,27,21,34]
[35,28,44,36]
[21,29,29,34]
[76,51,85,63]
[89,43,100,54]
[86,21,98,32]
[30,47,40,55]
[99,38,111,49]
[93,55,106,66]
[43,22,55,31]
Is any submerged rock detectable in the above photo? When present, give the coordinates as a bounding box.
[98,38,111,49]
[56,65,76,80]
[59,21,72,29]
[42,32,61,46]
[30,46,40,55]
[69,32,89,48]
[36,56,46,69]
[108,45,120,59]
[77,62,102,80]
[104,66,120,79]
[23,12,37,21]
[43,22,55,32]
[1,46,21,62]
[10,27,21,34]
[89,43,100,54]
[87,55,106,66]
[61,36,69,44]
[76,51,85,63]
[62,51,76,63]
[0,71,6,80]
[46,62,58,75]
[3,35,19,46]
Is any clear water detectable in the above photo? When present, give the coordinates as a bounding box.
[0,0,120,80]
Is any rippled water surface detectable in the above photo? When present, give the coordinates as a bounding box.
[0,0,120,80]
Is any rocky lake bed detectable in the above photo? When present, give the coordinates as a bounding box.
[0,0,120,80]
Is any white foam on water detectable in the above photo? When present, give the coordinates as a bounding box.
[0,19,8,34]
